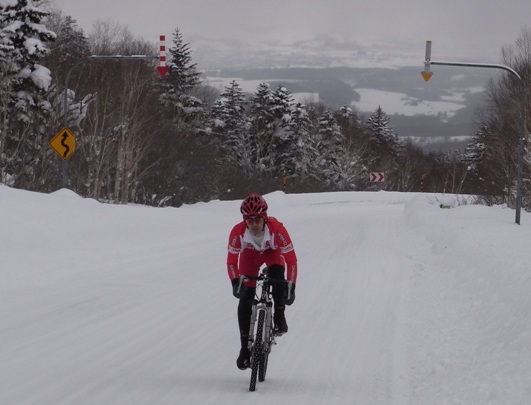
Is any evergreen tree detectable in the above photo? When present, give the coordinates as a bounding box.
[249,82,275,171]
[366,105,398,149]
[366,105,401,189]
[290,102,318,182]
[0,0,56,187]
[338,104,354,123]
[462,124,505,196]
[314,110,350,187]
[159,28,203,129]
[463,125,488,172]
[269,85,294,174]
[210,80,252,171]
[246,83,297,175]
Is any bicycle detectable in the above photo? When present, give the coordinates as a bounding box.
[237,267,291,392]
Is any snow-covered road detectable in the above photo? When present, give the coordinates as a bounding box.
[1,187,529,404]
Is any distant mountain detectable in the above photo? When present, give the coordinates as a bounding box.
[192,38,498,151]
[190,36,422,70]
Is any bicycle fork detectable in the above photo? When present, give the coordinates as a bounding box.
[247,301,276,353]
[247,302,259,352]
[263,302,276,353]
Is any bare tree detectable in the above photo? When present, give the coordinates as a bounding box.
[68,21,161,203]
[473,27,531,207]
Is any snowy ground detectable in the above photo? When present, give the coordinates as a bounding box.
[352,88,465,117]
[1,185,530,404]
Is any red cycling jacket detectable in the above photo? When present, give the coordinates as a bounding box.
[227,216,298,284]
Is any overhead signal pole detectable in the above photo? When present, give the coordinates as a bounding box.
[422,41,527,225]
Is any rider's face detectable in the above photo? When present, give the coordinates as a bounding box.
[245,216,265,233]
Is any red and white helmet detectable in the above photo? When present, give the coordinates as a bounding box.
[240,193,268,219]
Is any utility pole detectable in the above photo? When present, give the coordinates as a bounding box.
[422,41,527,225]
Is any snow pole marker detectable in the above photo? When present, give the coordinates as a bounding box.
[157,35,169,77]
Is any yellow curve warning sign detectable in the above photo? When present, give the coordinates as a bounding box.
[50,127,76,160]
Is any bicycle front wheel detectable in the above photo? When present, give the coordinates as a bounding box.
[259,309,273,382]
[249,310,265,392]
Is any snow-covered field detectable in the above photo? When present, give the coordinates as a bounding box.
[204,75,483,119]
[352,85,486,117]
[1,185,530,404]
[352,88,465,117]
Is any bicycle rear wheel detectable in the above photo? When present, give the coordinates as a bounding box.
[249,310,265,392]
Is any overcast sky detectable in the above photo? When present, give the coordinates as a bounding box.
[51,0,531,64]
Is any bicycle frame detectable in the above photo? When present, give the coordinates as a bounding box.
[247,274,274,355]
[239,268,277,391]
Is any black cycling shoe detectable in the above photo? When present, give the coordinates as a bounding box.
[236,348,250,370]
[273,313,288,336]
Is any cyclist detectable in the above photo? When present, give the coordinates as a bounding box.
[227,192,298,370]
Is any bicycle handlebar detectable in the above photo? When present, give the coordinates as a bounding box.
[237,272,293,300]
[240,274,264,281]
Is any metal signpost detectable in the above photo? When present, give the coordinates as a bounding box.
[422,41,528,224]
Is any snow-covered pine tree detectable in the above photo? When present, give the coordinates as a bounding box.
[0,2,12,184]
[0,0,56,187]
[249,82,274,171]
[366,105,401,189]
[338,104,354,122]
[268,84,294,174]
[289,102,318,181]
[159,28,203,130]
[462,124,494,195]
[336,104,367,157]
[314,110,349,187]
[463,124,488,172]
[210,80,252,172]
[366,105,398,148]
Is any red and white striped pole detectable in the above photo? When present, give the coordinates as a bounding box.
[157,35,169,77]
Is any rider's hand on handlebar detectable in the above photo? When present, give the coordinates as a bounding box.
[284,282,296,306]
[231,278,246,299]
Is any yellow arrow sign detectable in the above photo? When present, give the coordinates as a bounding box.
[421,71,433,81]
[49,127,76,160]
